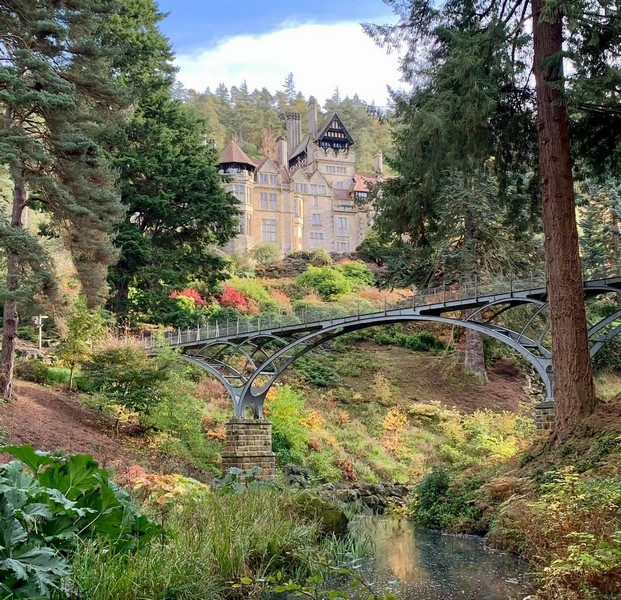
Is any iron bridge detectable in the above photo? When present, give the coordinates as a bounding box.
[144,273,621,418]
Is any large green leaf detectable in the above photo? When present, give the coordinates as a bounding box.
[37,454,102,499]
[0,447,57,475]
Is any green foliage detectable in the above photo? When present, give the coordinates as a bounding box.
[366,3,541,288]
[82,346,172,416]
[335,261,375,289]
[372,328,448,353]
[1,0,125,309]
[266,386,309,465]
[295,357,341,387]
[57,297,107,389]
[249,243,283,266]
[309,248,332,267]
[411,466,484,532]
[106,0,238,318]
[296,266,353,301]
[69,487,344,599]
[0,446,159,598]
[147,369,222,472]
[491,469,621,599]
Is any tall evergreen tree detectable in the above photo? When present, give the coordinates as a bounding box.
[367,9,540,382]
[367,0,621,438]
[103,0,238,319]
[0,0,124,397]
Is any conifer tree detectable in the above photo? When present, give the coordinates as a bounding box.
[366,10,540,382]
[0,0,124,397]
[103,0,238,319]
[367,0,621,438]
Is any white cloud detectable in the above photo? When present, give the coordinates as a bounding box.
[174,21,405,106]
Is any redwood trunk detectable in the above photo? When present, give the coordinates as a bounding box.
[532,0,597,439]
[0,171,27,399]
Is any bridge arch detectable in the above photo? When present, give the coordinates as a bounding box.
[186,313,555,418]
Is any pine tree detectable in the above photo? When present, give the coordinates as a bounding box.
[0,0,124,397]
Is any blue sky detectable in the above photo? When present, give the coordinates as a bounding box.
[156,0,404,105]
[157,0,393,52]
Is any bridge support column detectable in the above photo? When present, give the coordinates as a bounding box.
[222,419,275,479]
[534,400,555,430]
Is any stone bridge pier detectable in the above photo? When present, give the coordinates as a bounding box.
[222,419,275,479]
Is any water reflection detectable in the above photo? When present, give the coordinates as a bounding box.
[348,517,535,600]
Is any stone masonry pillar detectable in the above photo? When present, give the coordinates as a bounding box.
[222,419,275,479]
[534,400,555,430]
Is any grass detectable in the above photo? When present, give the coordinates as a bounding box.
[66,487,359,600]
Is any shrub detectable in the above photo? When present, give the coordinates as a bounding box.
[310,247,332,266]
[411,466,484,532]
[264,386,309,464]
[82,346,171,417]
[295,357,341,387]
[14,359,48,384]
[490,469,621,599]
[218,284,249,312]
[249,243,283,266]
[147,370,222,473]
[335,261,375,289]
[296,266,353,301]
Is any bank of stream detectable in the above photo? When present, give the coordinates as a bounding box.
[343,516,535,600]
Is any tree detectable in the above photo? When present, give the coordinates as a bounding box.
[531,0,596,436]
[366,9,541,383]
[102,0,239,320]
[578,181,621,274]
[57,297,106,390]
[366,0,619,438]
[0,0,124,398]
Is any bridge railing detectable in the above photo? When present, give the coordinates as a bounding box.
[142,265,621,349]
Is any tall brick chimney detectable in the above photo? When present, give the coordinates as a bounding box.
[286,113,302,151]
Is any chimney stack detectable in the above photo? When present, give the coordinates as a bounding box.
[286,113,302,152]
[374,150,384,174]
[276,137,288,166]
[309,97,318,138]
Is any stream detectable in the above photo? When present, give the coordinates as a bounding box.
[343,516,535,599]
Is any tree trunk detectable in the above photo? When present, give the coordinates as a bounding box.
[465,327,488,384]
[0,170,27,399]
[532,0,597,440]
[463,206,488,384]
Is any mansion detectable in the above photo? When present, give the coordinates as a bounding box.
[218,98,381,255]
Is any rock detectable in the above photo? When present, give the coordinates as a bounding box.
[335,488,358,503]
[283,463,311,488]
[291,492,349,537]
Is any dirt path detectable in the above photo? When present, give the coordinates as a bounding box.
[0,381,137,473]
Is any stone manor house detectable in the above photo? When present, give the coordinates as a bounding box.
[218,98,383,255]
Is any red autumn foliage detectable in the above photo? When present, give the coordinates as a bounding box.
[170,288,208,306]
[218,285,248,311]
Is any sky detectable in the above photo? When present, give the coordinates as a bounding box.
[156,0,405,107]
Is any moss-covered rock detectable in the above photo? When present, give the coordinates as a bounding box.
[288,492,348,537]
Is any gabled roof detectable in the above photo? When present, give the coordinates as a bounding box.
[255,157,280,173]
[288,111,355,163]
[315,112,355,146]
[218,140,255,169]
[351,173,378,193]
[288,132,310,162]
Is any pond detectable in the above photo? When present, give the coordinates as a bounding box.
[344,516,535,600]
